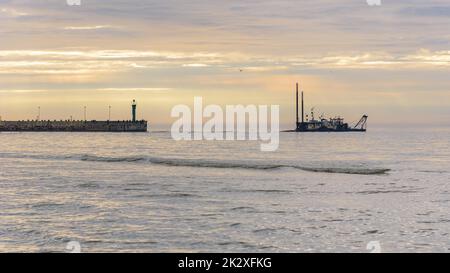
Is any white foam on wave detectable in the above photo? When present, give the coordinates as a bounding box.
[0,153,391,175]
[80,155,391,175]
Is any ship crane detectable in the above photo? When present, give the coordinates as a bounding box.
[292,82,367,132]
[354,115,368,130]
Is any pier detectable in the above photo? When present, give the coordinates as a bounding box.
[0,100,148,132]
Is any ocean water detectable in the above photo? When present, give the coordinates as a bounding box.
[0,127,449,253]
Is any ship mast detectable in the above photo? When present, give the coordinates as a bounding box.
[301,89,304,124]
[296,82,305,127]
[296,83,299,126]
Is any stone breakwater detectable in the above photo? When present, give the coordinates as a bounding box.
[0,120,147,132]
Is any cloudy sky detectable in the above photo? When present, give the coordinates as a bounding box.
[1,0,450,126]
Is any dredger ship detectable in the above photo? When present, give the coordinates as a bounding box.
[293,83,367,132]
[0,100,147,132]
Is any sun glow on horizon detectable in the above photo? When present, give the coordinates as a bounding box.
[1,1,450,125]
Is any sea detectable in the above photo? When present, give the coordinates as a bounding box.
[1,127,449,252]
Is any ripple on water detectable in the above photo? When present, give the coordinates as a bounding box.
[77,182,100,189]
[30,202,66,209]
[130,193,202,199]
[229,206,258,213]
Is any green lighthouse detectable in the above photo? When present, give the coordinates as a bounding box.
[132,99,137,122]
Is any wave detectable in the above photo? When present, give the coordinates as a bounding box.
[80,155,390,175]
[0,152,390,175]
[296,166,390,175]
[81,155,145,163]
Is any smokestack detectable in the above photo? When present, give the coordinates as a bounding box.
[296,83,299,125]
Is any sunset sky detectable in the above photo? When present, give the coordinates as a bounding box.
[1,0,450,127]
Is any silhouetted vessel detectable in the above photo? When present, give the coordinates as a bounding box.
[293,83,367,132]
[0,100,147,132]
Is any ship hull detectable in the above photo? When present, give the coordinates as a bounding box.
[295,128,366,132]
[283,128,366,133]
[294,129,366,132]
[293,121,366,132]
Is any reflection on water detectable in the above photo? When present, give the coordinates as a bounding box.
[0,127,449,252]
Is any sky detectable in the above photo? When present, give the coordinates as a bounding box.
[1,0,450,127]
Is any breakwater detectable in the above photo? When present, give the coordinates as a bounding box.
[0,120,147,132]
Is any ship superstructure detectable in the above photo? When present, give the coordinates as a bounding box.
[294,83,367,132]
